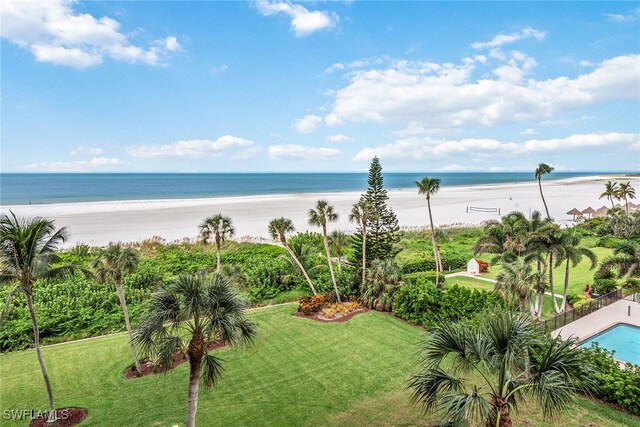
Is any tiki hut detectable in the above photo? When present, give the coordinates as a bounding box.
[582,207,597,218]
[567,208,582,220]
[595,206,609,217]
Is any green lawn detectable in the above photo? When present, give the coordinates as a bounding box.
[1,304,637,426]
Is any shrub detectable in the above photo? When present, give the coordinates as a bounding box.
[438,285,505,323]
[572,298,591,309]
[566,293,584,306]
[403,271,445,287]
[298,294,327,314]
[595,236,625,249]
[593,278,618,294]
[399,255,436,274]
[594,267,616,280]
[579,344,640,415]
[392,282,440,324]
[362,259,403,311]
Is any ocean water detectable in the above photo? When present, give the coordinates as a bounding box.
[0,172,605,205]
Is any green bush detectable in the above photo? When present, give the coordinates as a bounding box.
[595,236,625,249]
[392,282,440,324]
[593,278,618,294]
[594,267,616,280]
[438,285,505,323]
[579,343,640,415]
[572,298,591,309]
[566,293,584,306]
[399,255,437,273]
[403,271,445,286]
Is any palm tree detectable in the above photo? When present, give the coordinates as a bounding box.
[410,312,591,427]
[415,177,443,287]
[556,230,597,312]
[308,200,341,302]
[535,163,554,220]
[199,214,235,273]
[135,274,257,427]
[362,259,402,311]
[600,241,640,280]
[328,230,349,272]
[495,258,542,318]
[268,217,317,295]
[599,181,619,209]
[617,181,637,213]
[92,243,143,373]
[349,200,374,286]
[0,213,86,422]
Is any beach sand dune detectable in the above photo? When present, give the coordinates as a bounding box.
[3,175,637,247]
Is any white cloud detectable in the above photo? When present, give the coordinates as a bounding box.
[326,134,353,143]
[255,1,338,37]
[127,135,255,159]
[520,128,537,136]
[0,0,180,68]
[435,164,472,172]
[268,144,342,160]
[605,8,640,23]
[324,113,343,127]
[70,146,104,156]
[326,54,640,129]
[211,64,228,74]
[471,27,547,50]
[26,157,122,172]
[578,60,594,67]
[292,115,322,133]
[353,132,639,162]
[324,58,372,74]
[232,146,263,160]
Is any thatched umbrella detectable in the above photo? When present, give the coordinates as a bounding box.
[595,206,609,217]
[582,207,597,218]
[567,208,582,220]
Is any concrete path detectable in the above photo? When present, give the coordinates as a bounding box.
[445,271,563,299]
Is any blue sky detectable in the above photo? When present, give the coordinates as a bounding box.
[2,1,639,173]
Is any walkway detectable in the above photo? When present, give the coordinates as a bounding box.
[445,272,563,298]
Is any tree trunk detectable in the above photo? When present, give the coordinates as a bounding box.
[496,403,514,427]
[548,254,560,314]
[625,197,629,213]
[361,224,367,287]
[323,225,341,303]
[537,291,544,320]
[518,296,526,313]
[538,178,551,220]
[337,249,342,273]
[26,292,57,423]
[115,281,142,373]
[561,259,570,312]
[284,243,317,295]
[185,342,204,427]
[215,234,221,273]
[426,198,441,288]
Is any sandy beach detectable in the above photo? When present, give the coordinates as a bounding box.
[2,175,637,247]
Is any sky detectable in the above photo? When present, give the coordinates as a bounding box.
[1,0,639,173]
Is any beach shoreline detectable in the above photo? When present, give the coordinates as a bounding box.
[3,175,637,247]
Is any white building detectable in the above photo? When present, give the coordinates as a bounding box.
[467,258,480,275]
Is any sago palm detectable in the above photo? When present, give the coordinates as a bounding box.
[268,217,317,295]
[599,181,619,209]
[349,200,375,286]
[535,163,554,220]
[0,213,87,422]
[92,243,143,373]
[556,231,597,311]
[199,214,235,273]
[135,274,257,427]
[415,177,443,287]
[410,312,591,427]
[308,200,341,302]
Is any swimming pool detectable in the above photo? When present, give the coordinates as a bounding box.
[579,323,640,365]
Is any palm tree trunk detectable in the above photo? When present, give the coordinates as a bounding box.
[426,198,441,288]
[337,249,342,273]
[548,254,560,313]
[361,224,367,287]
[537,291,545,320]
[186,351,203,427]
[284,244,317,295]
[215,235,221,273]
[518,296,526,313]
[538,178,551,220]
[115,281,142,373]
[528,296,537,319]
[323,225,341,303]
[561,259,570,312]
[26,292,57,422]
[625,196,629,213]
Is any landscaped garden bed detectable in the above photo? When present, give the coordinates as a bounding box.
[29,408,88,427]
[295,293,366,322]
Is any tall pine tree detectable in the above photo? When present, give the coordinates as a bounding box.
[351,157,400,274]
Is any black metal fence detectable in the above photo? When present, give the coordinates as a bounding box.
[539,288,625,331]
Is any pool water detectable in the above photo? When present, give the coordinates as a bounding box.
[580,323,640,365]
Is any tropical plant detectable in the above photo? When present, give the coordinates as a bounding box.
[409,312,591,427]
[268,217,317,295]
[351,157,400,263]
[0,213,87,422]
[600,241,640,280]
[556,230,597,312]
[415,177,443,287]
[362,259,402,311]
[617,181,637,213]
[535,163,554,219]
[599,181,619,209]
[349,200,375,285]
[135,273,257,427]
[92,243,143,372]
[308,200,341,302]
[199,214,235,273]
[328,230,349,272]
[495,258,543,318]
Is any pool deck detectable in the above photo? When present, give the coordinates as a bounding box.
[552,296,640,342]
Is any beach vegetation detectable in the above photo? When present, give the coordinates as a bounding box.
[535,163,555,220]
[415,177,443,287]
[308,200,341,302]
[199,214,235,273]
[361,258,402,311]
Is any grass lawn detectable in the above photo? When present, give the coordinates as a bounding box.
[1,304,638,426]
